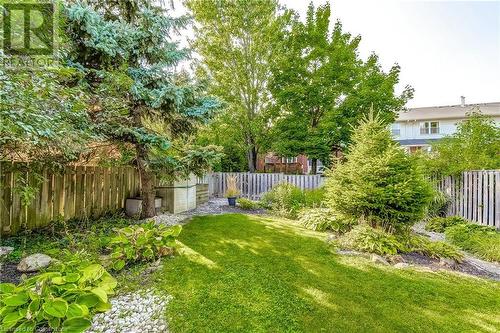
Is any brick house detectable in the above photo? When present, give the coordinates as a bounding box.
[256,153,325,174]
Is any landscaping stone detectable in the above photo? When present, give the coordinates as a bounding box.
[387,255,405,264]
[394,262,410,269]
[370,254,390,265]
[87,290,171,333]
[0,246,14,257]
[439,258,458,269]
[17,253,52,272]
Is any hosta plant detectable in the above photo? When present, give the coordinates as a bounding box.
[107,221,182,271]
[0,263,116,333]
[298,208,355,233]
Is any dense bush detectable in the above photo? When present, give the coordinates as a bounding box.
[298,208,354,233]
[237,198,260,210]
[445,224,500,262]
[325,114,432,232]
[0,263,116,333]
[425,216,468,233]
[107,222,182,271]
[303,187,326,208]
[337,225,404,255]
[260,183,305,218]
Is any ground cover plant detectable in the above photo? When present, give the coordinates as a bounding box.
[298,208,354,233]
[0,263,116,333]
[145,214,499,332]
[107,222,182,271]
[425,216,468,233]
[237,198,260,210]
[445,223,500,262]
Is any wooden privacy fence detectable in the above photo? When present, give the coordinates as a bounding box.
[436,170,499,229]
[202,172,325,200]
[0,162,141,235]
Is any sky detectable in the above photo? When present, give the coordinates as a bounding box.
[175,0,500,108]
[284,0,500,108]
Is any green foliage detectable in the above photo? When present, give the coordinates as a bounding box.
[0,263,116,333]
[337,225,403,255]
[401,234,463,261]
[298,208,355,233]
[107,222,182,271]
[260,183,305,218]
[303,188,326,208]
[425,216,468,233]
[325,113,432,231]
[445,224,500,262]
[424,111,500,176]
[269,3,412,171]
[187,0,281,171]
[237,198,260,210]
[426,189,450,218]
[65,1,222,217]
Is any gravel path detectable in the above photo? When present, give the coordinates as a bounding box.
[152,198,266,226]
[412,221,500,278]
[87,290,171,333]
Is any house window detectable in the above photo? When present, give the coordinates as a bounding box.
[420,121,439,134]
[391,124,400,136]
[281,157,297,164]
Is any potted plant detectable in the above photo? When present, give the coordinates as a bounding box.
[225,176,240,207]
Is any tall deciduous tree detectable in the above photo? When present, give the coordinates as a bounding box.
[425,110,500,176]
[186,0,281,172]
[270,3,413,173]
[66,1,221,217]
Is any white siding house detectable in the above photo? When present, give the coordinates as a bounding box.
[392,98,500,152]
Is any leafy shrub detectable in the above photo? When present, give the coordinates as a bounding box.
[325,114,432,231]
[237,198,260,210]
[303,187,325,208]
[260,183,305,218]
[445,224,500,262]
[298,208,354,233]
[425,216,468,233]
[0,263,116,333]
[107,221,182,271]
[426,190,450,218]
[402,234,463,261]
[337,225,404,255]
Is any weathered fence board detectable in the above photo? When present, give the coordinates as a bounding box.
[201,172,325,200]
[436,170,500,229]
[0,162,141,235]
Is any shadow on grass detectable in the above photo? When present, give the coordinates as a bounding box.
[153,214,500,333]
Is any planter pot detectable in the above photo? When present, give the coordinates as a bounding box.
[227,197,237,207]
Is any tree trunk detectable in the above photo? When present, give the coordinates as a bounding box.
[247,146,257,172]
[136,145,156,218]
[310,158,318,175]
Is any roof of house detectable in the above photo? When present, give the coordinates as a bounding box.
[396,102,500,122]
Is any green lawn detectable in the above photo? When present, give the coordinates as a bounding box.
[151,214,499,333]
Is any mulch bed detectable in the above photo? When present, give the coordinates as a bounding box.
[0,262,37,284]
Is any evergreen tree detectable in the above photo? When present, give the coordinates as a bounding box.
[65,1,221,217]
[325,112,432,231]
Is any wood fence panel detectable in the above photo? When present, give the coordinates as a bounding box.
[1,163,141,235]
[433,171,499,229]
